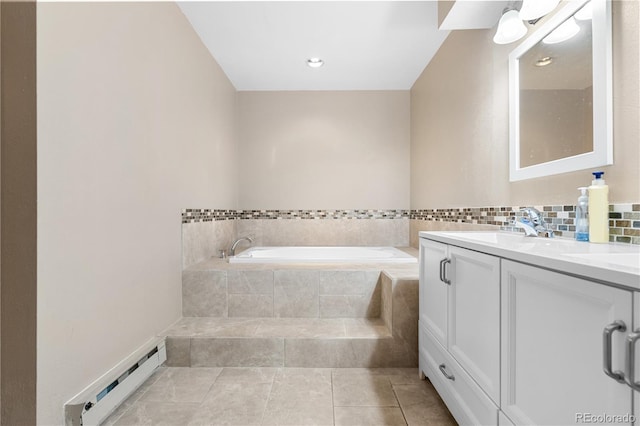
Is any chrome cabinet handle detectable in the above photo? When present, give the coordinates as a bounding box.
[626,330,640,391]
[439,258,451,285]
[439,364,455,381]
[603,320,626,383]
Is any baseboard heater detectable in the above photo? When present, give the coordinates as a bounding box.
[64,337,166,426]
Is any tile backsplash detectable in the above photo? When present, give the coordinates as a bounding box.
[411,204,640,245]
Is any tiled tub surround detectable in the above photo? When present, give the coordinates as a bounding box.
[165,253,419,368]
[410,203,640,247]
[182,219,236,269]
[181,209,410,268]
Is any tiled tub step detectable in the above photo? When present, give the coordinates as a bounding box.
[175,263,420,368]
[163,317,417,368]
[182,269,383,318]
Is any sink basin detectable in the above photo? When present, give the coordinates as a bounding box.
[563,252,640,269]
[438,232,524,245]
[437,231,572,246]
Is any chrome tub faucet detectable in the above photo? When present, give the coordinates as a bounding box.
[230,236,253,256]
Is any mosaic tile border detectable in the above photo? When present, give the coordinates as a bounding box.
[181,209,409,224]
[411,203,640,245]
[182,205,639,245]
[182,209,236,223]
[236,209,409,220]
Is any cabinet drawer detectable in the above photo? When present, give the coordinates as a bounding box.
[420,324,498,426]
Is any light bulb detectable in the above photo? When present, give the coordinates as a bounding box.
[493,10,527,45]
[543,17,580,44]
[519,0,560,21]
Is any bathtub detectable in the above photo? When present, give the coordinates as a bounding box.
[229,246,417,264]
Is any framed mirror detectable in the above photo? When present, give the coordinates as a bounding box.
[509,0,612,182]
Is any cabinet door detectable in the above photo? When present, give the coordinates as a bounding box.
[419,238,449,347]
[635,292,639,423]
[448,246,501,405]
[501,260,633,425]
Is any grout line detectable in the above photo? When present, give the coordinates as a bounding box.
[331,368,337,426]
[224,271,229,318]
[202,366,224,397]
[391,384,410,426]
[258,367,279,426]
[282,338,287,368]
[271,270,275,319]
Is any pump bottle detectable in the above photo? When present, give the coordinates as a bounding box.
[588,171,609,243]
[575,187,589,241]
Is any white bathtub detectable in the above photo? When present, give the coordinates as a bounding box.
[229,246,417,264]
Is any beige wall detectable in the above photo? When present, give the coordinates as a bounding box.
[238,91,410,210]
[411,0,640,208]
[36,3,237,424]
[0,2,3,420]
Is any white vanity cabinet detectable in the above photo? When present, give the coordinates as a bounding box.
[635,293,640,424]
[419,231,640,426]
[419,238,501,424]
[501,260,634,425]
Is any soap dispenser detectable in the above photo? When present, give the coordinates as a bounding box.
[588,171,609,243]
[575,187,589,241]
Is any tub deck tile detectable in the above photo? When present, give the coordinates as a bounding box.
[162,317,391,339]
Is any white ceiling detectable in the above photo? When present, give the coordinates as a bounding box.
[178,1,452,91]
[439,1,508,30]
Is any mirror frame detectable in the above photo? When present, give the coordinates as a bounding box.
[508,0,612,182]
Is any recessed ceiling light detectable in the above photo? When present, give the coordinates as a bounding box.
[307,58,324,68]
[535,56,553,67]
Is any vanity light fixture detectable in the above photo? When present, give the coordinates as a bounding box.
[493,0,562,45]
[519,0,560,21]
[493,9,527,45]
[575,1,593,20]
[543,17,580,44]
[534,56,553,67]
[307,58,324,68]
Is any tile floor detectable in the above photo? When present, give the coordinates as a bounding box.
[103,367,456,426]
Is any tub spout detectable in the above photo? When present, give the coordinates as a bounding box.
[230,237,253,256]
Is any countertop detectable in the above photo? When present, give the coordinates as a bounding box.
[419,231,640,290]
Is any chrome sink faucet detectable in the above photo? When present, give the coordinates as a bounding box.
[513,207,554,238]
[230,236,253,256]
